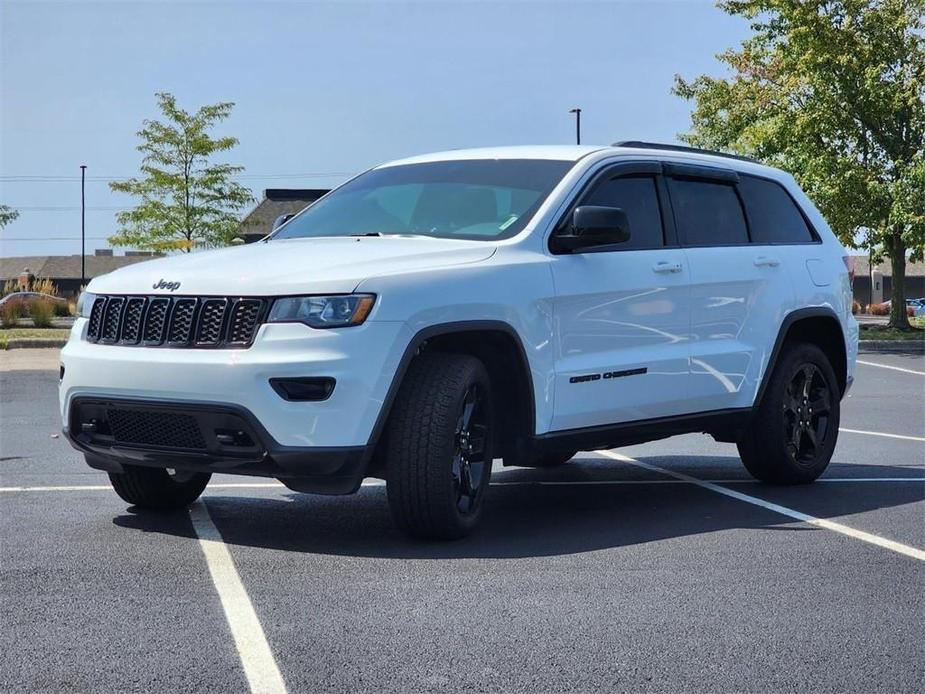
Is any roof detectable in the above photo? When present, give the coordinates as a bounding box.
[0,254,156,281]
[852,257,925,278]
[379,145,605,167]
[376,143,785,180]
[238,189,329,239]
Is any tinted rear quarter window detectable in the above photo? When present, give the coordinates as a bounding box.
[738,175,815,243]
[583,175,664,249]
[669,179,749,246]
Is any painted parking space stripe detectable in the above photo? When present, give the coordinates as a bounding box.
[2,477,923,493]
[597,450,925,562]
[856,359,925,376]
[839,427,925,443]
[189,502,288,694]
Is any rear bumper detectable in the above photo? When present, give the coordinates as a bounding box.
[66,396,367,494]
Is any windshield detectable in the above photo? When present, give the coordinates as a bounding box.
[271,159,574,241]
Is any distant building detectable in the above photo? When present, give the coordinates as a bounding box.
[852,257,925,305]
[237,188,329,244]
[0,251,159,297]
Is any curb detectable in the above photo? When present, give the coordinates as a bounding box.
[3,339,68,350]
[858,340,925,354]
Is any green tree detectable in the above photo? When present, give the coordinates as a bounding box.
[674,0,925,329]
[0,204,19,229]
[110,92,254,252]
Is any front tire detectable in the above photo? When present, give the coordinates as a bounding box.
[107,464,210,509]
[737,342,840,484]
[385,352,494,540]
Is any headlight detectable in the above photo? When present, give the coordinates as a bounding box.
[267,294,375,329]
[76,291,98,318]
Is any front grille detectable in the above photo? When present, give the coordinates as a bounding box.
[85,295,266,348]
[106,408,207,450]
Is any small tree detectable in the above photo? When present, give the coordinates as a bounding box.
[674,0,925,329]
[0,204,19,229]
[109,92,254,252]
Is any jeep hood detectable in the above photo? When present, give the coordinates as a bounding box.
[88,237,497,295]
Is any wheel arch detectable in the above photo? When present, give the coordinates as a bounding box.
[365,321,536,474]
[756,307,848,408]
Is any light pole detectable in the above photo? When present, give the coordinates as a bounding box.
[569,108,582,145]
[80,165,86,287]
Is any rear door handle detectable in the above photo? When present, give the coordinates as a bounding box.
[754,256,781,267]
[652,261,683,274]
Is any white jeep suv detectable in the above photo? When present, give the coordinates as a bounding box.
[60,142,859,539]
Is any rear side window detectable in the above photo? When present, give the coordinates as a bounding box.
[583,175,664,249]
[669,179,748,246]
[738,175,815,243]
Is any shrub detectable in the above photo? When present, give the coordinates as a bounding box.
[851,300,861,315]
[28,298,55,328]
[0,299,21,328]
[1,279,17,298]
[31,277,59,296]
[869,302,915,317]
[53,300,71,317]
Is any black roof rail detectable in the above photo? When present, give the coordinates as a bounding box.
[611,140,760,164]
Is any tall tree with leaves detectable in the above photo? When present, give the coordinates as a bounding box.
[0,204,19,229]
[109,93,254,252]
[674,0,925,329]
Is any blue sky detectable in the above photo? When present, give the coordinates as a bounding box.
[0,0,748,257]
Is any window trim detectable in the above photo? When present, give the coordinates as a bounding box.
[548,161,678,255]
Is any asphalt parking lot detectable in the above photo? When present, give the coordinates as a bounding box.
[2,349,923,693]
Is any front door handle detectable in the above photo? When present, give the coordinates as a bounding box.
[652,261,683,274]
[754,256,781,267]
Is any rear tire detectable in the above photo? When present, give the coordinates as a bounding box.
[737,342,840,484]
[385,352,494,540]
[107,464,210,509]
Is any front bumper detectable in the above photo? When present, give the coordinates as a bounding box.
[66,396,366,494]
[60,318,410,491]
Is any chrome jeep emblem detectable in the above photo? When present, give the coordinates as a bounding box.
[152,279,181,291]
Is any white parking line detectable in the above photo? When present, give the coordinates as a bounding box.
[189,502,288,694]
[857,359,925,376]
[597,450,925,562]
[839,427,925,443]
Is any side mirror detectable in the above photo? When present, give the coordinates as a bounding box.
[272,214,295,232]
[555,206,631,252]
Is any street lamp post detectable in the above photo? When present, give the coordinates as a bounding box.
[80,165,87,287]
[569,108,582,145]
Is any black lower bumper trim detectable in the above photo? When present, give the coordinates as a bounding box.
[67,397,368,495]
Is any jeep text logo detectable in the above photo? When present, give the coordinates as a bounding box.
[152,279,181,291]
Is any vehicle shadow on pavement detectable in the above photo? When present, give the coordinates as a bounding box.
[111,454,924,559]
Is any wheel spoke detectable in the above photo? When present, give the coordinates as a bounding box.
[790,423,803,449]
[804,426,818,452]
[808,393,830,416]
[457,387,478,433]
[801,365,814,400]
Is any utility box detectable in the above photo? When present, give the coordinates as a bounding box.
[871,269,883,305]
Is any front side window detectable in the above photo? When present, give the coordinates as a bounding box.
[669,179,749,246]
[582,175,664,249]
[272,159,574,242]
[738,175,815,243]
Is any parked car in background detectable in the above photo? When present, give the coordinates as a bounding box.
[0,292,66,308]
[905,298,925,317]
